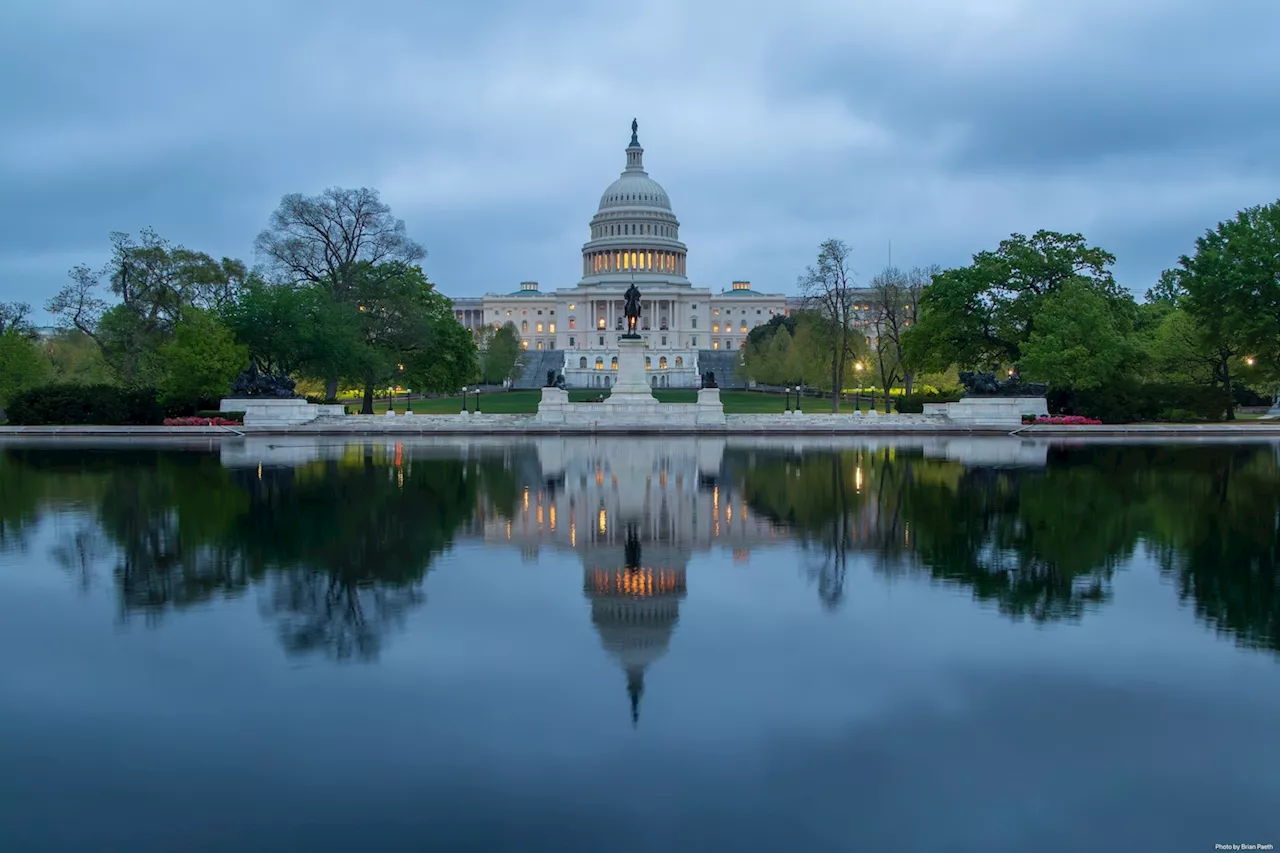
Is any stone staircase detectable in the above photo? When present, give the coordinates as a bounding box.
[696,350,746,389]
[512,350,564,389]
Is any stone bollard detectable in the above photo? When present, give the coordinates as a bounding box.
[385,409,396,417]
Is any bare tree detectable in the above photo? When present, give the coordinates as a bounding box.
[799,239,859,412]
[0,301,34,337]
[870,264,938,405]
[254,187,425,301]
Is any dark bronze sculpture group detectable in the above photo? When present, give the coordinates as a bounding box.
[959,370,1045,397]
[229,363,298,398]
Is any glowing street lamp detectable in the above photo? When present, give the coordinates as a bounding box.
[854,362,864,413]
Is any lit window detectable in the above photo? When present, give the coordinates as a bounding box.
[611,356,618,370]
[522,340,529,349]
[569,304,575,310]
[598,318,606,329]
[713,341,720,350]
[522,321,528,332]
[675,357,683,367]
[549,323,556,334]
[595,358,603,370]
[536,323,543,333]
[713,309,719,315]
[713,324,720,333]
[659,357,668,369]
[645,357,652,370]
[569,318,575,329]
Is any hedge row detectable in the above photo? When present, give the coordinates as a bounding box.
[1049,382,1230,423]
[4,384,166,426]
[895,391,963,414]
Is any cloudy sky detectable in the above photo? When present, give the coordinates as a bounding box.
[3,0,1277,320]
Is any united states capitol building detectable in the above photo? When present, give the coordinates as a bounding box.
[448,120,804,388]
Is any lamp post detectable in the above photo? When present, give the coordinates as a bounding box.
[785,386,792,413]
[462,387,470,414]
[474,386,481,413]
[854,363,864,413]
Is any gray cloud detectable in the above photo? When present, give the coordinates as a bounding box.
[2,0,1278,320]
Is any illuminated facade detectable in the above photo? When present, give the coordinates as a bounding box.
[448,122,796,388]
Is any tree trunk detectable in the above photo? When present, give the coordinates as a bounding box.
[325,377,338,402]
[361,382,375,415]
[830,352,840,413]
[1222,357,1235,421]
[904,370,915,396]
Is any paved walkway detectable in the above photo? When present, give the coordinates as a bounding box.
[3,415,1280,439]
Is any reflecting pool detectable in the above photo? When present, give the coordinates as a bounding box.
[1,436,1278,852]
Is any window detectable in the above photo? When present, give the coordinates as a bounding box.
[522,309,527,315]
[661,336,667,345]
[659,356,668,369]
[569,318,575,330]
[691,336,697,346]
[536,341,543,350]
[713,309,719,315]
[569,337,575,347]
[712,324,720,333]
[645,357,652,370]
[579,357,587,368]
[595,357,604,370]
[522,320,528,332]
[741,309,746,315]
[599,336,604,346]
[740,324,747,333]
[538,310,543,315]
[675,356,683,367]
[506,310,512,316]
[522,340,529,349]
[569,304,575,310]
[455,311,462,320]
[598,318,606,329]
[611,356,618,370]
[713,341,719,350]
[691,318,697,328]
[536,323,543,333]
[549,323,556,334]
[757,309,762,314]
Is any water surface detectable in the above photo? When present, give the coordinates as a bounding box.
[1,436,1277,852]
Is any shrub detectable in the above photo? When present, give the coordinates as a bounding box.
[896,390,963,414]
[163,416,243,427]
[4,384,164,426]
[1049,381,1230,423]
[196,410,245,423]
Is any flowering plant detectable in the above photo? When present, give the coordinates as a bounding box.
[163,417,243,427]
[1034,415,1102,425]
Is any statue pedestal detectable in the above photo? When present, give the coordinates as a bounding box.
[943,396,1048,427]
[220,397,344,427]
[1265,393,1280,420]
[606,338,655,403]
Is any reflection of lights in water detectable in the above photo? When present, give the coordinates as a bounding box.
[713,485,719,517]
[726,504,732,523]
[257,462,262,480]
[856,467,863,493]
[397,469,404,490]
[550,505,557,531]
[394,443,403,467]
[506,520,512,540]
[570,522,576,547]
[523,488,529,511]
[590,568,684,597]
[537,506,544,526]
[598,509,607,534]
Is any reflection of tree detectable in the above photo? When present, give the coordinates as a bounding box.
[0,444,483,659]
[235,449,477,660]
[734,442,1280,652]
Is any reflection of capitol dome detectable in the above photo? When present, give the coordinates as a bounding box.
[585,555,687,727]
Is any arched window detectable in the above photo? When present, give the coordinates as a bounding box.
[713,324,720,333]
[659,356,668,369]
[595,357,604,370]
[521,320,528,332]
[579,357,587,369]
[569,317,575,329]
[675,356,683,367]
[536,322,543,333]
[645,357,652,370]
[611,356,618,370]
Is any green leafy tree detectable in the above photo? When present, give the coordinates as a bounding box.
[46,229,248,385]
[0,302,34,336]
[1019,277,1137,390]
[46,330,114,385]
[482,322,522,384]
[254,187,426,399]
[905,231,1120,371]
[1175,200,1280,415]
[157,309,249,410]
[0,330,52,410]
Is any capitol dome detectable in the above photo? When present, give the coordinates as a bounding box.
[598,174,671,211]
[580,119,688,282]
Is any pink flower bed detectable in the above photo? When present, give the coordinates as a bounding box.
[163,417,243,427]
[1034,415,1102,425]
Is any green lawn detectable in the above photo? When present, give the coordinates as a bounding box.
[370,389,891,415]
